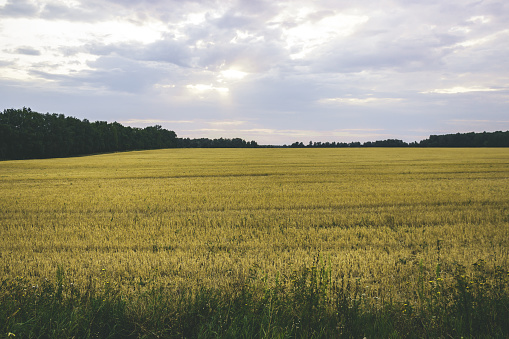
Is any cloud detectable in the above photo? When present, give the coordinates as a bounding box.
[28,55,172,93]
[0,0,40,18]
[320,97,403,105]
[120,119,195,125]
[13,47,41,55]
[422,87,502,94]
[0,60,14,67]
[39,2,106,22]
[186,83,229,94]
[208,120,246,126]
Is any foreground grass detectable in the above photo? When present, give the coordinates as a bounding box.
[2,259,508,338]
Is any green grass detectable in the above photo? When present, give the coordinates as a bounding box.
[2,259,508,338]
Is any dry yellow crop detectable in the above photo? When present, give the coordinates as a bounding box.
[1,148,508,302]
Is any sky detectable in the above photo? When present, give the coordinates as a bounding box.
[1,0,508,145]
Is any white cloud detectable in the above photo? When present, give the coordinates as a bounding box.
[319,97,403,105]
[454,32,501,48]
[468,15,490,24]
[422,87,501,94]
[186,84,229,93]
[120,119,194,125]
[220,69,248,80]
[279,11,369,59]
[208,120,246,126]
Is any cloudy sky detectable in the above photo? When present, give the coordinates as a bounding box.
[1,0,508,144]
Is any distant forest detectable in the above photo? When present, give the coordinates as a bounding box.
[289,130,509,148]
[0,108,257,160]
[1,107,508,160]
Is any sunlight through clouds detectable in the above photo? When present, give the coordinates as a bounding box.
[220,69,248,80]
[187,84,229,94]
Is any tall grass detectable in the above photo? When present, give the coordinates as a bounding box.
[2,259,508,338]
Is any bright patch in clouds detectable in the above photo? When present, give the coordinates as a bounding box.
[230,30,263,43]
[281,11,369,59]
[186,84,229,94]
[468,16,490,24]
[455,29,509,48]
[220,69,248,80]
[320,97,403,105]
[94,21,166,45]
[423,87,501,94]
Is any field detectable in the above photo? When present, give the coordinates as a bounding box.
[1,148,509,338]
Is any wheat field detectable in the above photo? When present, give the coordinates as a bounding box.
[1,148,508,303]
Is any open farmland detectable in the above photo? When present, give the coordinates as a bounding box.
[1,148,509,337]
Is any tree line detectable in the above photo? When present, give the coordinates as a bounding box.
[178,137,258,148]
[288,139,409,148]
[418,131,509,147]
[289,132,509,148]
[0,108,179,160]
[1,107,508,160]
[0,108,257,160]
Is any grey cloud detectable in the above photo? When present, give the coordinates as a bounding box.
[312,33,446,74]
[82,55,170,92]
[39,2,108,22]
[29,55,171,93]
[0,0,39,18]
[143,39,192,67]
[0,60,14,67]
[14,47,41,56]
[232,74,324,114]
[85,38,192,68]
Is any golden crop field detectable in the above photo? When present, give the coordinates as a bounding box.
[1,148,508,303]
